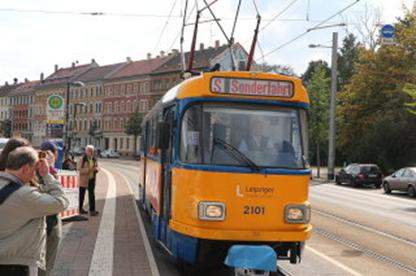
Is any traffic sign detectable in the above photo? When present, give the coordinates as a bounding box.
[47,95,65,124]
[381,24,395,38]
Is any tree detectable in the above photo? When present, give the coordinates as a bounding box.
[337,12,416,171]
[1,119,12,138]
[403,83,416,115]
[338,33,362,89]
[256,62,297,76]
[125,110,143,155]
[307,65,330,177]
[301,60,330,86]
[354,3,382,50]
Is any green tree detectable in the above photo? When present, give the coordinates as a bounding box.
[302,60,330,86]
[337,12,416,171]
[338,33,362,89]
[256,62,297,76]
[125,110,143,155]
[307,66,330,177]
[1,119,12,138]
[403,83,416,115]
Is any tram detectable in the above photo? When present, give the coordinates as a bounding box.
[138,71,312,269]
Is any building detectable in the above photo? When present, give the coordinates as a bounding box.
[32,61,98,146]
[9,79,39,141]
[69,61,127,151]
[102,55,170,155]
[0,79,21,137]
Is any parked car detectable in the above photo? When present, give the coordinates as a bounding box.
[69,147,83,156]
[335,163,383,188]
[382,167,416,198]
[100,149,120,158]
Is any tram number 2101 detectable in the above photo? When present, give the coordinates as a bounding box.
[243,205,265,215]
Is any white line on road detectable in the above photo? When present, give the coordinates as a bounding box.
[119,172,161,276]
[306,245,362,276]
[88,168,116,276]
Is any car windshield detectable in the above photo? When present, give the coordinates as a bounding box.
[360,166,380,173]
[179,103,308,169]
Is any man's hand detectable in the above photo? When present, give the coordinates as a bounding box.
[37,158,49,177]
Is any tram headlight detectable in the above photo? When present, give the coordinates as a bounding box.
[284,204,311,224]
[198,201,225,221]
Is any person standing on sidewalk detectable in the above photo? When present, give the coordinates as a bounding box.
[0,146,69,276]
[78,145,99,216]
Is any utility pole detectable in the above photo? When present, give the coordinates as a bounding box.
[328,32,338,180]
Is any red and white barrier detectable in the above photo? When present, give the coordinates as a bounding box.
[58,170,79,219]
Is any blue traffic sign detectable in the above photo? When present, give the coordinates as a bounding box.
[381,24,395,38]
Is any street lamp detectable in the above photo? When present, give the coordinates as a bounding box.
[65,81,84,154]
[308,32,339,180]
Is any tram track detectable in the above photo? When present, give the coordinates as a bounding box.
[312,208,416,274]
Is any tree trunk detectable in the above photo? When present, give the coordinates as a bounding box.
[316,143,321,179]
[133,135,137,155]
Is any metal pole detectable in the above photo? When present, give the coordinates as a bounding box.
[328,32,338,180]
[65,82,70,154]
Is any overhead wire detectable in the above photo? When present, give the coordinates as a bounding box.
[152,0,180,53]
[259,0,360,60]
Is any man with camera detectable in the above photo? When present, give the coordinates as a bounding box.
[79,145,99,216]
[0,146,69,276]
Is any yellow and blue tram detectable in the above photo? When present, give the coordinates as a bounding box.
[139,71,311,268]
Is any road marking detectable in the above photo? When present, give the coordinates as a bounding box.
[306,245,362,276]
[88,168,116,276]
[118,171,161,276]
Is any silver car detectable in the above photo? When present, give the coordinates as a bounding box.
[383,167,416,198]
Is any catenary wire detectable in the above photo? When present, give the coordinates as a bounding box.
[152,0,180,53]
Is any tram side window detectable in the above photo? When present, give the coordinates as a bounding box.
[180,105,202,163]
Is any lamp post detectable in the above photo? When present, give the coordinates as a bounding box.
[65,81,84,154]
[309,32,339,180]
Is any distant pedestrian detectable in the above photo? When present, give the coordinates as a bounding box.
[79,145,99,216]
[0,146,69,276]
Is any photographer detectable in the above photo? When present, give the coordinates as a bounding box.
[0,146,69,276]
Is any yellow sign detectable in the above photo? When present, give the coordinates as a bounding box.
[47,120,65,124]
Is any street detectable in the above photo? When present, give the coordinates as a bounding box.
[52,160,416,276]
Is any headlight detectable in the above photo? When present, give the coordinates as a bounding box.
[198,201,225,221]
[284,204,311,224]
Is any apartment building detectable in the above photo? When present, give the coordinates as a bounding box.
[33,61,98,146]
[9,79,39,141]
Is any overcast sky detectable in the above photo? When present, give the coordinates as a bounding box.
[0,0,414,84]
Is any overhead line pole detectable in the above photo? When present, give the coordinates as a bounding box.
[328,32,338,181]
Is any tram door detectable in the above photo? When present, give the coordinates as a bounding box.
[160,107,175,243]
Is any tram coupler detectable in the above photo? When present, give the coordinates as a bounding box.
[224,245,277,276]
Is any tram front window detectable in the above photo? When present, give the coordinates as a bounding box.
[180,103,306,169]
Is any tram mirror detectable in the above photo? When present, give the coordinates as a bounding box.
[157,122,170,150]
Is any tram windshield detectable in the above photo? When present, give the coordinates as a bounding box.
[180,103,308,169]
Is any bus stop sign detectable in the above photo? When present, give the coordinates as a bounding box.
[381,24,395,45]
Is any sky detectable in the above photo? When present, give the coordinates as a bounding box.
[0,0,414,84]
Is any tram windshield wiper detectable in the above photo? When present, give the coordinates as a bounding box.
[213,137,260,172]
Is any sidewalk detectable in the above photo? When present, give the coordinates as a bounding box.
[51,167,154,276]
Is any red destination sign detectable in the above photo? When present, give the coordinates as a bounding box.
[211,77,294,97]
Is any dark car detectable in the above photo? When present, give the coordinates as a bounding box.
[382,167,416,198]
[335,164,383,188]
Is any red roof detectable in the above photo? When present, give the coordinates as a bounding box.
[109,57,170,79]
[9,80,40,96]
[40,63,97,86]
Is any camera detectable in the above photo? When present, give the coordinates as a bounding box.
[38,151,47,159]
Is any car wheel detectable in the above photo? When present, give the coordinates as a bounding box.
[408,186,416,198]
[335,176,341,185]
[383,182,391,194]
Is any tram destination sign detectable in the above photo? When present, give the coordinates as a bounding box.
[210,77,294,98]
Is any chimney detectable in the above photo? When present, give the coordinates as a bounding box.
[72,62,75,68]
[91,58,96,64]
[160,51,165,57]
[215,40,220,48]
[172,49,179,55]
[126,56,132,62]
[25,78,29,83]
[147,53,152,59]
[14,78,18,85]
[40,73,44,82]
[200,43,204,50]
[54,64,58,72]
[4,81,8,86]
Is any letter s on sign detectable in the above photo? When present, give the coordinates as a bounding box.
[213,78,222,92]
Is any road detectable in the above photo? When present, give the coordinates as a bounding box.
[100,160,416,275]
